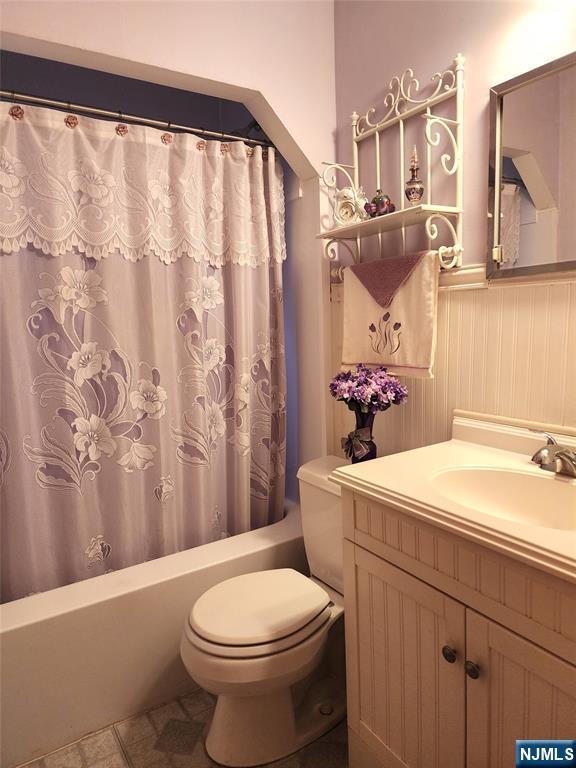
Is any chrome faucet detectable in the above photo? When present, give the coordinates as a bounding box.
[531,432,576,478]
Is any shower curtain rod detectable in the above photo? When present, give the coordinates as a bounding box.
[0,90,274,148]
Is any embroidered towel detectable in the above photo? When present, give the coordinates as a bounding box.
[342,251,440,378]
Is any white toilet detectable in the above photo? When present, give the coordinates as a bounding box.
[179,456,347,767]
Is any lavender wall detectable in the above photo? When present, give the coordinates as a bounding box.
[0,0,336,177]
[334,0,576,266]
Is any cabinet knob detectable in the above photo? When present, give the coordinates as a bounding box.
[465,660,480,679]
[441,645,458,663]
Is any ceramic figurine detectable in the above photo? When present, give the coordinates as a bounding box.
[405,145,424,206]
[334,185,370,225]
[364,189,396,218]
[380,194,396,215]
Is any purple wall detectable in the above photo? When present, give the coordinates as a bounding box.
[334,0,576,265]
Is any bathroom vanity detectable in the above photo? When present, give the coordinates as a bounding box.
[330,414,576,768]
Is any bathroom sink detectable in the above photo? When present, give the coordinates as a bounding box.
[331,416,576,579]
[432,467,576,531]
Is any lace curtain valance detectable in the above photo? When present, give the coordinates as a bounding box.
[0,103,286,266]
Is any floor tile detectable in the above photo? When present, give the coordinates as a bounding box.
[185,706,214,726]
[115,714,156,747]
[192,746,220,768]
[43,744,84,768]
[118,734,172,768]
[170,740,218,768]
[179,691,214,718]
[319,720,348,745]
[299,740,348,768]
[79,729,120,763]
[127,757,170,768]
[90,755,128,768]
[18,690,347,768]
[148,701,189,732]
[154,720,204,755]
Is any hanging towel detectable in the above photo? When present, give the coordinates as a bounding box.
[342,251,440,378]
[500,183,521,265]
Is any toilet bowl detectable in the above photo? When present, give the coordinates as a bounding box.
[179,456,347,767]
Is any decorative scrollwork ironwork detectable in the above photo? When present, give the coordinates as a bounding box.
[355,65,457,136]
[425,214,462,268]
[323,238,358,265]
[322,162,355,191]
[324,239,339,262]
[424,115,459,175]
[437,244,463,269]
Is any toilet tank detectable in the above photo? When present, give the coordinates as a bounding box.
[297,456,348,595]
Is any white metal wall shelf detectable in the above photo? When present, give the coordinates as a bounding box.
[319,54,465,271]
[317,204,461,240]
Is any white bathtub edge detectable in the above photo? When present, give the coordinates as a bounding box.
[1,502,303,632]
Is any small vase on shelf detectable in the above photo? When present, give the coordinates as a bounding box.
[405,145,424,206]
[346,408,377,464]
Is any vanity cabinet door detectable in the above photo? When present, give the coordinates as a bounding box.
[344,541,466,768]
[466,610,576,768]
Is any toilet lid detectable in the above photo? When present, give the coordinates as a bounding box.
[189,569,330,645]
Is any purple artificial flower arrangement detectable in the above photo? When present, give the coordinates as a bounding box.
[329,364,408,414]
[330,365,408,463]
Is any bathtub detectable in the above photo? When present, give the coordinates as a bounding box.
[0,504,307,768]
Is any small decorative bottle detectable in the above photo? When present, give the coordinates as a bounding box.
[405,145,425,206]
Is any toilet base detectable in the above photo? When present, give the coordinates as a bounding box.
[206,689,295,767]
[203,605,347,767]
[205,668,346,767]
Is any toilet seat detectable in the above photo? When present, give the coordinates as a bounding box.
[190,568,331,647]
[185,602,333,658]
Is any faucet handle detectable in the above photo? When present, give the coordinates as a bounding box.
[529,429,557,445]
[555,449,576,478]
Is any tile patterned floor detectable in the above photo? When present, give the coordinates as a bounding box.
[18,687,348,768]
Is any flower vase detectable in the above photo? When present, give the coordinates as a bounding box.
[348,409,377,464]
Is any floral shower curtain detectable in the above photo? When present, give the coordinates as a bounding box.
[0,103,286,602]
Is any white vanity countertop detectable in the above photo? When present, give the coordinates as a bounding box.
[330,438,576,583]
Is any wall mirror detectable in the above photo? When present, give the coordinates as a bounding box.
[487,51,576,280]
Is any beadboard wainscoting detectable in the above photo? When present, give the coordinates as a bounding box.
[329,277,576,457]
